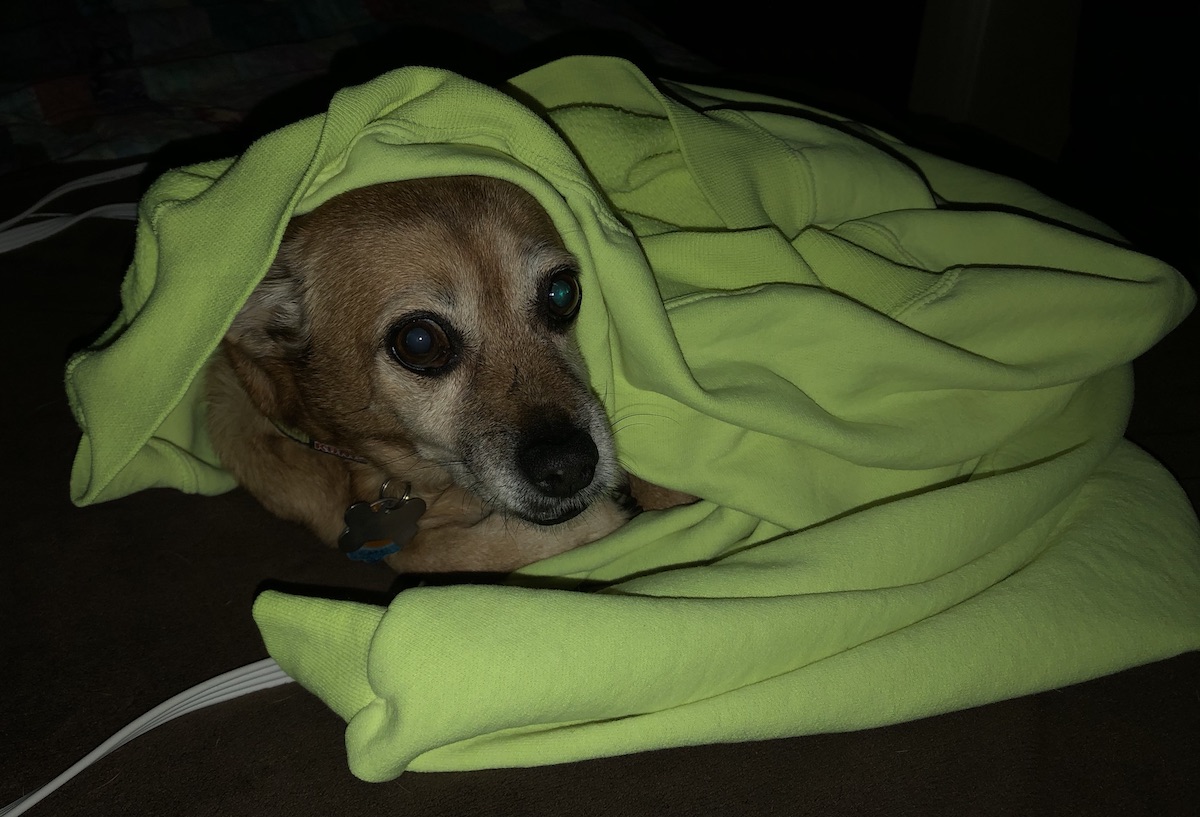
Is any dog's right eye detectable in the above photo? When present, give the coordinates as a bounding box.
[388,317,456,374]
[543,267,582,326]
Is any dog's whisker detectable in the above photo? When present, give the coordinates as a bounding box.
[611,405,679,422]
[609,410,681,435]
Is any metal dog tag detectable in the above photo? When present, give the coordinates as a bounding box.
[338,495,427,563]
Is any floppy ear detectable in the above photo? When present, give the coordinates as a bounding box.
[222,250,310,421]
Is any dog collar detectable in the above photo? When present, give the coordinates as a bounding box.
[269,421,426,562]
[270,419,369,464]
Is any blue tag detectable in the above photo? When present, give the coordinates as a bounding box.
[346,541,401,563]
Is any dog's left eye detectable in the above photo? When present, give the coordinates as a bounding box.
[545,268,581,322]
[389,317,456,374]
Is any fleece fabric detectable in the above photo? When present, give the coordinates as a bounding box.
[65,57,1199,780]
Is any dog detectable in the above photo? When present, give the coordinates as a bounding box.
[206,175,691,573]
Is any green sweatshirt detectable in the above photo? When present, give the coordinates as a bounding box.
[67,57,1200,780]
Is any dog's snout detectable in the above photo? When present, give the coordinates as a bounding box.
[517,419,599,498]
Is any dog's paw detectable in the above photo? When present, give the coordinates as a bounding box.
[626,474,698,512]
[613,476,642,516]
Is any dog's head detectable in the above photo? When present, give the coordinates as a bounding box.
[222,175,620,525]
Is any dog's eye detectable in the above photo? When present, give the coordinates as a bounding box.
[389,317,455,374]
[545,268,581,322]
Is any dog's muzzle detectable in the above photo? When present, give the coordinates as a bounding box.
[516,418,599,524]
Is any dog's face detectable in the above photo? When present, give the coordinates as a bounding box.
[223,176,621,525]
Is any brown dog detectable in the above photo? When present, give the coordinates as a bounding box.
[206,175,689,573]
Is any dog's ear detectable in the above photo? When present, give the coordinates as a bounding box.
[222,252,309,421]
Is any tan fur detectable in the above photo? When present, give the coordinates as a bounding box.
[206,176,693,573]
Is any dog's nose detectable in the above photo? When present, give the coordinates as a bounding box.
[517,419,598,498]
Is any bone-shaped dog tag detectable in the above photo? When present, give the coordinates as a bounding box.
[338,496,427,562]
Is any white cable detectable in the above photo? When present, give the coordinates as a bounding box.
[1,658,294,817]
[0,203,138,254]
[0,162,145,233]
[0,163,145,255]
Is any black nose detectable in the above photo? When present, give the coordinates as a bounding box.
[517,419,598,498]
